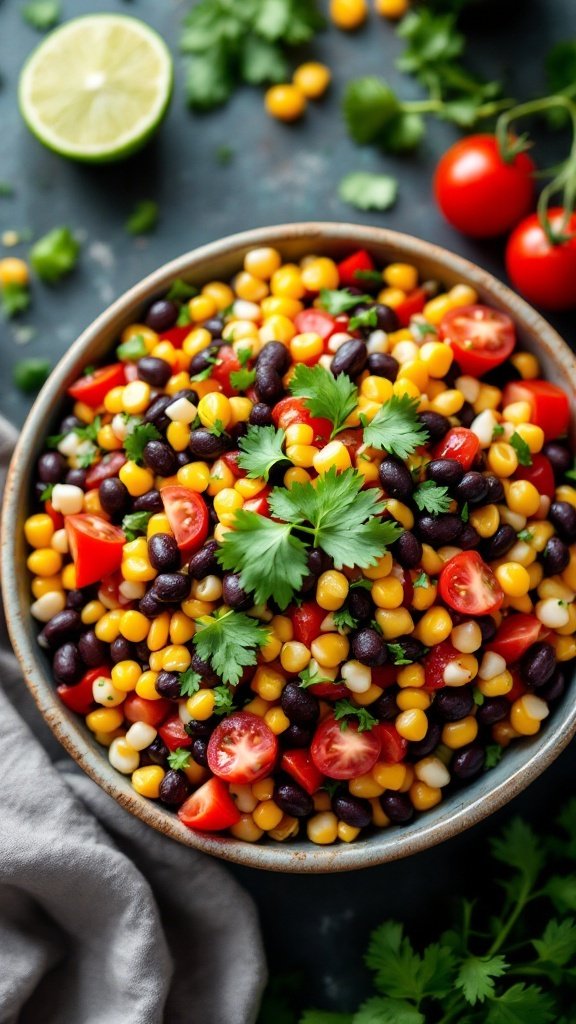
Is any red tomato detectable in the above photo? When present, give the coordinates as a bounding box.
[371,665,398,689]
[308,681,350,699]
[158,715,193,751]
[210,345,242,397]
[161,486,209,554]
[159,326,193,348]
[433,427,480,469]
[337,249,376,288]
[505,669,527,703]
[434,134,535,238]
[395,287,427,327]
[336,428,363,460]
[178,777,241,831]
[57,665,108,715]
[221,451,247,478]
[375,722,408,763]
[85,451,127,490]
[439,551,504,616]
[243,487,271,517]
[290,601,326,649]
[272,397,332,445]
[207,712,278,785]
[294,308,338,340]
[423,641,461,691]
[487,614,544,664]
[513,454,556,500]
[68,363,126,407]
[310,715,381,780]
[65,514,125,588]
[502,380,570,441]
[45,500,64,531]
[100,571,132,608]
[505,209,576,311]
[124,694,172,727]
[439,305,516,377]
[281,749,324,795]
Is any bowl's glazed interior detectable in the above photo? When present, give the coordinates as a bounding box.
[3,222,576,873]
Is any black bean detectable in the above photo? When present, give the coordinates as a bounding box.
[281,724,313,748]
[145,299,179,332]
[159,770,190,806]
[189,428,230,459]
[452,744,485,780]
[476,697,509,726]
[190,653,220,686]
[59,415,82,433]
[351,628,387,666]
[143,440,178,477]
[348,587,374,622]
[332,793,372,828]
[458,524,481,550]
[459,402,475,428]
[65,468,87,489]
[477,616,497,644]
[481,524,517,561]
[185,716,217,740]
[137,356,172,388]
[308,548,332,576]
[110,636,135,663]
[38,451,66,483]
[484,475,505,504]
[416,514,463,545]
[53,642,83,685]
[143,395,172,431]
[275,780,314,817]
[255,364,284,404]
[148,534,180,572]
[38,609,81,650]
[188,344,221,376]
[257,341,291,373]
[280,682,320,725]
[521,641,556,688]
[192,738,208,767]
[366,353,399,381]
[133,489,163,513]
[135,641,151,666]
[229,422,249,445]
[426,458,464,487]
[188,540,221,579]
[372,690,398,721]
[434,688,474,721]
[392,637,427,663]
[170,388,200,406]
[550,501,576,543]
[373,303,400,332]
[156,671,183,700]
[203,316,224,339]
[175,451,192,469]
[153,573,191,603]
[379,456,414,501]
[392,530,422,569]
[380,792,414,824]
[99,477,130,517]
[543,536,570,575]
[146,737,169,766]
[409,721,441,759]
[222,573,252,610]
[481,361,521,388]
[539,668,566,703]
[331,339,367,378]
[543,442,572,480]
[66,589,89,611]
[78,631,107,667]
[418,411,450,443]
[456,472,489,504]
[139,590,168,618]
[249,403,273,427]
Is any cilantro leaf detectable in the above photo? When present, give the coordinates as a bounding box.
[179,668,202,698]
[289,363,358,436]
[240,34,288,85]
[456,956,508,1005]
[22,0,60,30]
[121,511,152,541]
[217,510,309,609]
[116,335,148,362]
[213,684,237,716]
[332,607,359,630]
[363,395,429,460]
[366,923,453,1003]
[485,984,555,1024]
[509,432,532,467]
[343,77,402,145]
[545,875,576,914]
[1,282,31,318]
[230,367,256,390]
[460,502,469,523]
[125,200,159,236]
[237,424,287,480]
[236,345,253,367]
[299,664,334,689]
[334,700,377,732]
[492,424,505,439]
[532,918,576,968]
[124,423,162,465]
[353,997,423,1024]
[339,172,398,213]
[167,748,192,771]
[348,308,378,331]
[413,481,452,515]
[491,818,544,890]
[387,643,412,665]
[193,609,270,688]
[413,572,429,589]
[319,288,372,315]
[40,483,54,502]
[30,226,80,283]
[166,278,198,302]
[517,529,533,543]
[74,418,101,444]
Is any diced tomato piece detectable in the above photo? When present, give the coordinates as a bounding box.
[243,486,271,517]
[272,397,332,445]
[281,749,324,795]
[311,715,381,780]
[433,427,480,469]
[505,670,527,703]
[85,451,127,490]
[210,345,242,397]
[439,551,504,616]
[294,308,338,340]
[423,641,461,690]
[161,486,209,554]
[290,601,326,649]
[371,665,398,689]
[178,777,241,831]
[395,287,427,327]
[158,714,193,750]
[68,363,126,407]
[513,454,556,501]
[374,722,408,763]
[124,694,172,728]
[221,451,247,478]
[65,514,125,588]
[308,681,350,699]
[337,249,376,288]
[57,665,109,715]
[45,500,64,531]
[159,325,193,348]
[487,614,544,664]
[336,428,363,460]
[502,380,570,441]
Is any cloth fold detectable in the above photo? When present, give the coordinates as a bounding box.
[0,414,266,1024]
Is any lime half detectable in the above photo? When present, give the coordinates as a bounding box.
[19,14,173,162]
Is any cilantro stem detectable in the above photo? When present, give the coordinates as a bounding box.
[486,874,533,957]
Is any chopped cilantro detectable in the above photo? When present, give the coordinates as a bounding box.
[213,684,237,716]
[332,607,359,630]
[193,609,270,688]
[510,431,532,467]
[237,424,287,481]
[121,511,152,541]
[1,282,31,318]
[30,226,80,283]
[387,643,412,665]
[208,419,227,438]
[460,502,469,523]
[484,743,504,770]
[125,200,159,236]
[40,483,54,502]
[124,423,162,465]
[413,572,429,589]
[348,307,379,331]
[298,664,334,689]
[339,171,398,212]
[319,288,372,315]
[413,481,452,515]
[229,367,256,390]
[363,395,429,460]
[167,748,192,771]
[492,424,505,439]
[116,335,148,362]
[517,529,534,543]
[334,699,377,732]
[166,278,198,302]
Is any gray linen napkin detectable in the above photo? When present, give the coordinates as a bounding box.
[0,415,266,1024]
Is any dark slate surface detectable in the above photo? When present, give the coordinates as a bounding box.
[1,0,576,1013]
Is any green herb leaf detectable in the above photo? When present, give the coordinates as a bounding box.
[124,423,162,465]
[213,684,237,716]
[40,483,54,501]
[491,818,544,890]
[338,172,398,212]
[332,607,359,630]
[166,278,198,302]
[354,997,424,1024]
[532,918,576,968]
[240,34,288,85]
[1,282,31,318]
[460,502,469,523]
[387,643,412,666]
[348,308,379,331]
[456,956,508,1005]
[230,367,257,390]
[334,700,377,732]
[298,663,335,689]
[116,335,148,362]
[343,77,401,145]
[509,432,532,467]
[319,288,372,315]
[125,200,159,236]
[545,875,576,914]
[208,419,227,438]
[179,668,202,698]
[237,424,287,481]
[167,748,192,771]
[30,226,79,283]
[22,0,60,30]
[413,572,429,589]
[237,345,253,367]
[485,983,555,1024]
[289,363,358,436]
[484,744,504,770]
[192,609,270,688]
[121,511,152,542]
[13,358,51,394]
[218,510,309,609]
[363,395,429,460]
[366,922,453,1003]
[413,481,452,515]
[517,529,534,543]
[76,448,99,469]
[185,45,235,110]
[492,424,505,439]
[74,417,101,444]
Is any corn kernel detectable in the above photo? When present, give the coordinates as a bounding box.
[396,708,428,741]
[441,716,478,749]
[306,811,338,844]
[186,689,216,720]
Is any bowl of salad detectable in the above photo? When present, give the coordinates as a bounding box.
[3,222,576,872]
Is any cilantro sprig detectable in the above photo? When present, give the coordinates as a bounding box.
[237,424,288,481]
[363,395,429,460]
[333,700,377,732]
[179,668,202,697]
[192,609,270,687]
[167,748,192,771]
[124,423,162,465]
[510,431,533,467]
[319,288,372,315]
[413,481,452,515]
[122,511,153,542]
[289,363,358,438]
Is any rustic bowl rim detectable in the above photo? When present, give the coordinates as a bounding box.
[3,221,576,873]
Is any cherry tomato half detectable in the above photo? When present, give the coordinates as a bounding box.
[395,287,427,327]
[158,715,193,751]
[290,601,326,649]
[337,249,376,288]
[124,694,172,728]
[68,363,126,407]
[433,427,480,469]
[439,551,504,616]
[310,715,381,780]
[513,453,556,500]
[207,712,278,785]
[210,345,242,397]
[502,380,570,441]
[434,134,535,239]
[161,486,209,555]
[423,641,461,691]
[178,777,241,831]
[159,325,193,348]
[85,451,126,490]
[57,665,108,715]
[439,305,516,377]
[281,749,324,795]
[65,514,125,588]
[272,397,332,445]
[375,722,407,763]
[294,308,338,340]
[487,614,544,664]
[505,209,576,311]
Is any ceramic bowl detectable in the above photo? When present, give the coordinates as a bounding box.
[3,222,576,873]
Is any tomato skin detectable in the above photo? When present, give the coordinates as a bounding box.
[57,665,109,715]
[85,451,126,490]
[337,249,376,288]
[395,287,427,327]
[423,641,461,690]
[68,363,126,407]
[513,454,556,500]
[281,749,325,795]
[439,305,516,377]
[487,614,543,664]
[207,712,278,785]
[336,428,363,460]
[124,694,172,728]
[210,345,242,397]
[505,209,576,311]
[158,715,193,751]
[45,500,64,531]
[272,397,332,445]
[505,669,526,703]
[310,715,382,780]
[439,551,504,616]
[159,326,192,348]
[290,601,326,649]
[433,427,480,469]
[502,380,570,441]
[309,682,350,699]
[375,722,408,763]
[178,777,241,831]
[221,451,247,478]
[65,514,125,588]
[294,308,338,340]
[242,487,272,517]
[371,665,398,689]
[434,134,535,239]
[161,486,209,554]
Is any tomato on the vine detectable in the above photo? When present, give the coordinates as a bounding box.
[505,209,576,311]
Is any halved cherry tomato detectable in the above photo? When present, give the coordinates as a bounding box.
[281,749,324,795]
[439,551,504,616]
[57,665,108,715]
[337,249,376,288]
[423,641,461,690]
[290,601,326,649]
[439,305,516,377]
[375,722,408,763]
[221,451,247,478]
[68,363,126,407]
[502,380,570,441]
[159,325,193,348]
[513,453,556,500]
[395,287,427,327]
[272,397,332,445]
[294,308,338,340]
[178,777,241,831]
[65,514,125,588]
[487,614,543,664]
[45,500,64,531]
[124,694,172,728]
[207,712,278,785]
[433,427,480,469]
[158,715,193,751]
[210,345,242,397]
[161,486,209,554]
[85,451,127,490]
[310,715,381,780]
[243,486,271,517]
